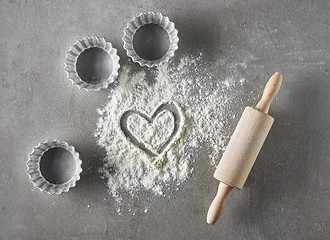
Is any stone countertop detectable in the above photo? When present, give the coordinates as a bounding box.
[0,1,329,239]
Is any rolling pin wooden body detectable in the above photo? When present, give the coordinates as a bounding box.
[214,107,274,189]
[207,72,282,225]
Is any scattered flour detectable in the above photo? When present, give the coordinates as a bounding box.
[94,52,247,212]
[127,110,175,154]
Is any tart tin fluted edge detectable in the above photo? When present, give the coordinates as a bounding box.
[123,12,179,67]
[26,139,82,195]
[64,36,120,91]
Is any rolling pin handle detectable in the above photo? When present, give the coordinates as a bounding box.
[207,182,232,225]
[255,72,282,114]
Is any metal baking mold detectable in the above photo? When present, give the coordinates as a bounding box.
[27,139,82,195]
[123,12,179,67]
[64,36,120,91]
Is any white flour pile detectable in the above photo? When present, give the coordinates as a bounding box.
[127,109,176,154]
[95,53,247,202]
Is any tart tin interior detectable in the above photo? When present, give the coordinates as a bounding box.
[76,47,113,85]
[39,147,77,184]
[133,23,170,61]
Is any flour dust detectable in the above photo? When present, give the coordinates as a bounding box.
[94,52,247,214]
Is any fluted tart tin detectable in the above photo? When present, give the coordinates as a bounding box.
[64,36,120,91]
[123,12,179,67]
[27,139,82,195]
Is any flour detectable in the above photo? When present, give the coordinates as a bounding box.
[95,52,247,211]
[127,107,179,155]
[127,110,174,153]
[95,66,190,197]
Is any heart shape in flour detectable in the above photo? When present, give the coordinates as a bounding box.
[127,111,175,153]
[120,102,184,157]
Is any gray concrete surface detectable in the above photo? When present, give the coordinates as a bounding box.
[1,0,329,239]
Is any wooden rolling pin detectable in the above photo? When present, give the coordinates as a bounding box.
[207,72,282,225]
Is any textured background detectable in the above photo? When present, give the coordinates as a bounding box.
[0,0,329,239]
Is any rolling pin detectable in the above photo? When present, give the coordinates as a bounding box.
[207,72,282,225]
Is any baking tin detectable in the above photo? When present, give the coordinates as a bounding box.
[123,12,179,67]
[64,36,120,91]
[27,139,82,195]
